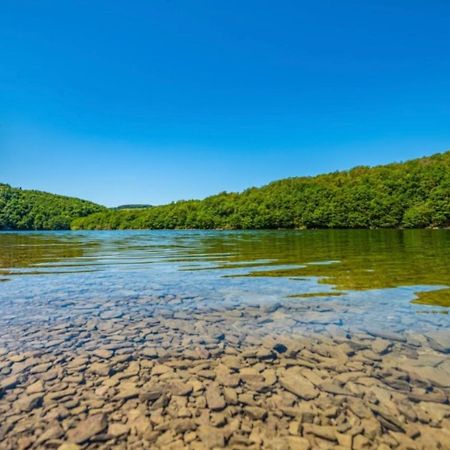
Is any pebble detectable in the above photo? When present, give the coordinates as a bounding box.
[205,384,226,411]
[279,372,319,400]
[66,414,108,444]
[0,293,449,450]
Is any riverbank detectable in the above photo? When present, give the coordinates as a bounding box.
[1,294,449,450]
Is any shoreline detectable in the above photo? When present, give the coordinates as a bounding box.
[1,227,450,233]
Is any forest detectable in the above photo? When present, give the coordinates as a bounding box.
[72,151,450,230]
[0,184,104,230]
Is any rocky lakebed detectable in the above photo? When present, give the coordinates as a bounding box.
[0,292,449,450]
[1,230,450,449]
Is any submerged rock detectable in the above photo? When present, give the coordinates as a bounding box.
[66,414,107,444]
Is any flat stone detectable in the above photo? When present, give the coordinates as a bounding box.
[139,385,163,402]
[36,424,64,444]
[427,331,450,353]
[58,445,81,450]
[100,310,123,319]
[217,372,240,387]
[205,384,226,411]
[279,372,319,400]
[369,404,405,432]
[152,364,173,375]
[221,355,241,370]
[223,387,238,404]
[93,349,113,359]
[47,387,77,401]
[30,362,52,374]
[408,366,450,388]
[286,436,311,450]
[319,381,354,396]
[142,348,158,358]
[108,423,129,437]
[88,362,112,376]
[244,406,267,420]
[256,348,274,360]
[16,394,43,412]
[173,418,196,433]
[366,329,406,342]
[372,339,392,355]
[168,381,193,396]
[261,302,282,313]
[0,374,20,390]
[116,382,140,400]
[303,424,336,442]
[66,414,108,444]
[197,425,225,449]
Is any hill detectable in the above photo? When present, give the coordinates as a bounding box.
[72,151,450,230]
[115,204,152,210]
[0,184,105,230]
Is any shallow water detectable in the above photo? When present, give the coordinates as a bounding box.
[0,230,450,308]
[0,230,449,340]
[1,230,450,449]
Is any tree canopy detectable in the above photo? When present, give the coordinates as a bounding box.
[72,151,450,230]
[0,184,105,230]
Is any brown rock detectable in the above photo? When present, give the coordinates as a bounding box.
[58,445,81,450]
[197,425,225,448]
[371,339,391,355]
[36,424,64,444]
[26,380,45,394]
[286,436,311,450]
[168,381,193,396]
[319,381,354,396]
[139,385,163,402]
[408,366,450,388]
[205,384,226,411]
[152,364,173,375]
[244,406,267,420]
[108,422,129,437]
[116,382,139,400]
[66,414,108,444]
[93,349,113,359]
[302,424,336,442]
[279,372,319,400]
[88,362,112,376]
[427,331,450,353]
[0,374,20,390]
[221,355,241,370]
[16,393,43,412]
[223,387,238,405]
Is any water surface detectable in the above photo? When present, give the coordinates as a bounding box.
[1,230,449,341]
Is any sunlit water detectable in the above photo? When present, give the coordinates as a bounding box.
[1,230,449,339]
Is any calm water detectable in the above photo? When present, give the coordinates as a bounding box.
[0,229,449,337]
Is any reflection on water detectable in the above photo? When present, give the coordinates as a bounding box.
[1,229,449,306]
[0,229,449,351]
[0,233,87,273]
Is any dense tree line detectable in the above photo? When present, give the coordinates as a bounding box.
[0,184,104,230]
[72,151,450,230]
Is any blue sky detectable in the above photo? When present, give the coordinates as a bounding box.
[1,1,449,206]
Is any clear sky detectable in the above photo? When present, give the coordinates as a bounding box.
[1,1,449,206]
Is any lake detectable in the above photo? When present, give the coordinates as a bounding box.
[1,229,449,334]
[1,230,449,448]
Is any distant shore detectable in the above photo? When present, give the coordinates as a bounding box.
[2,151,450,231]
